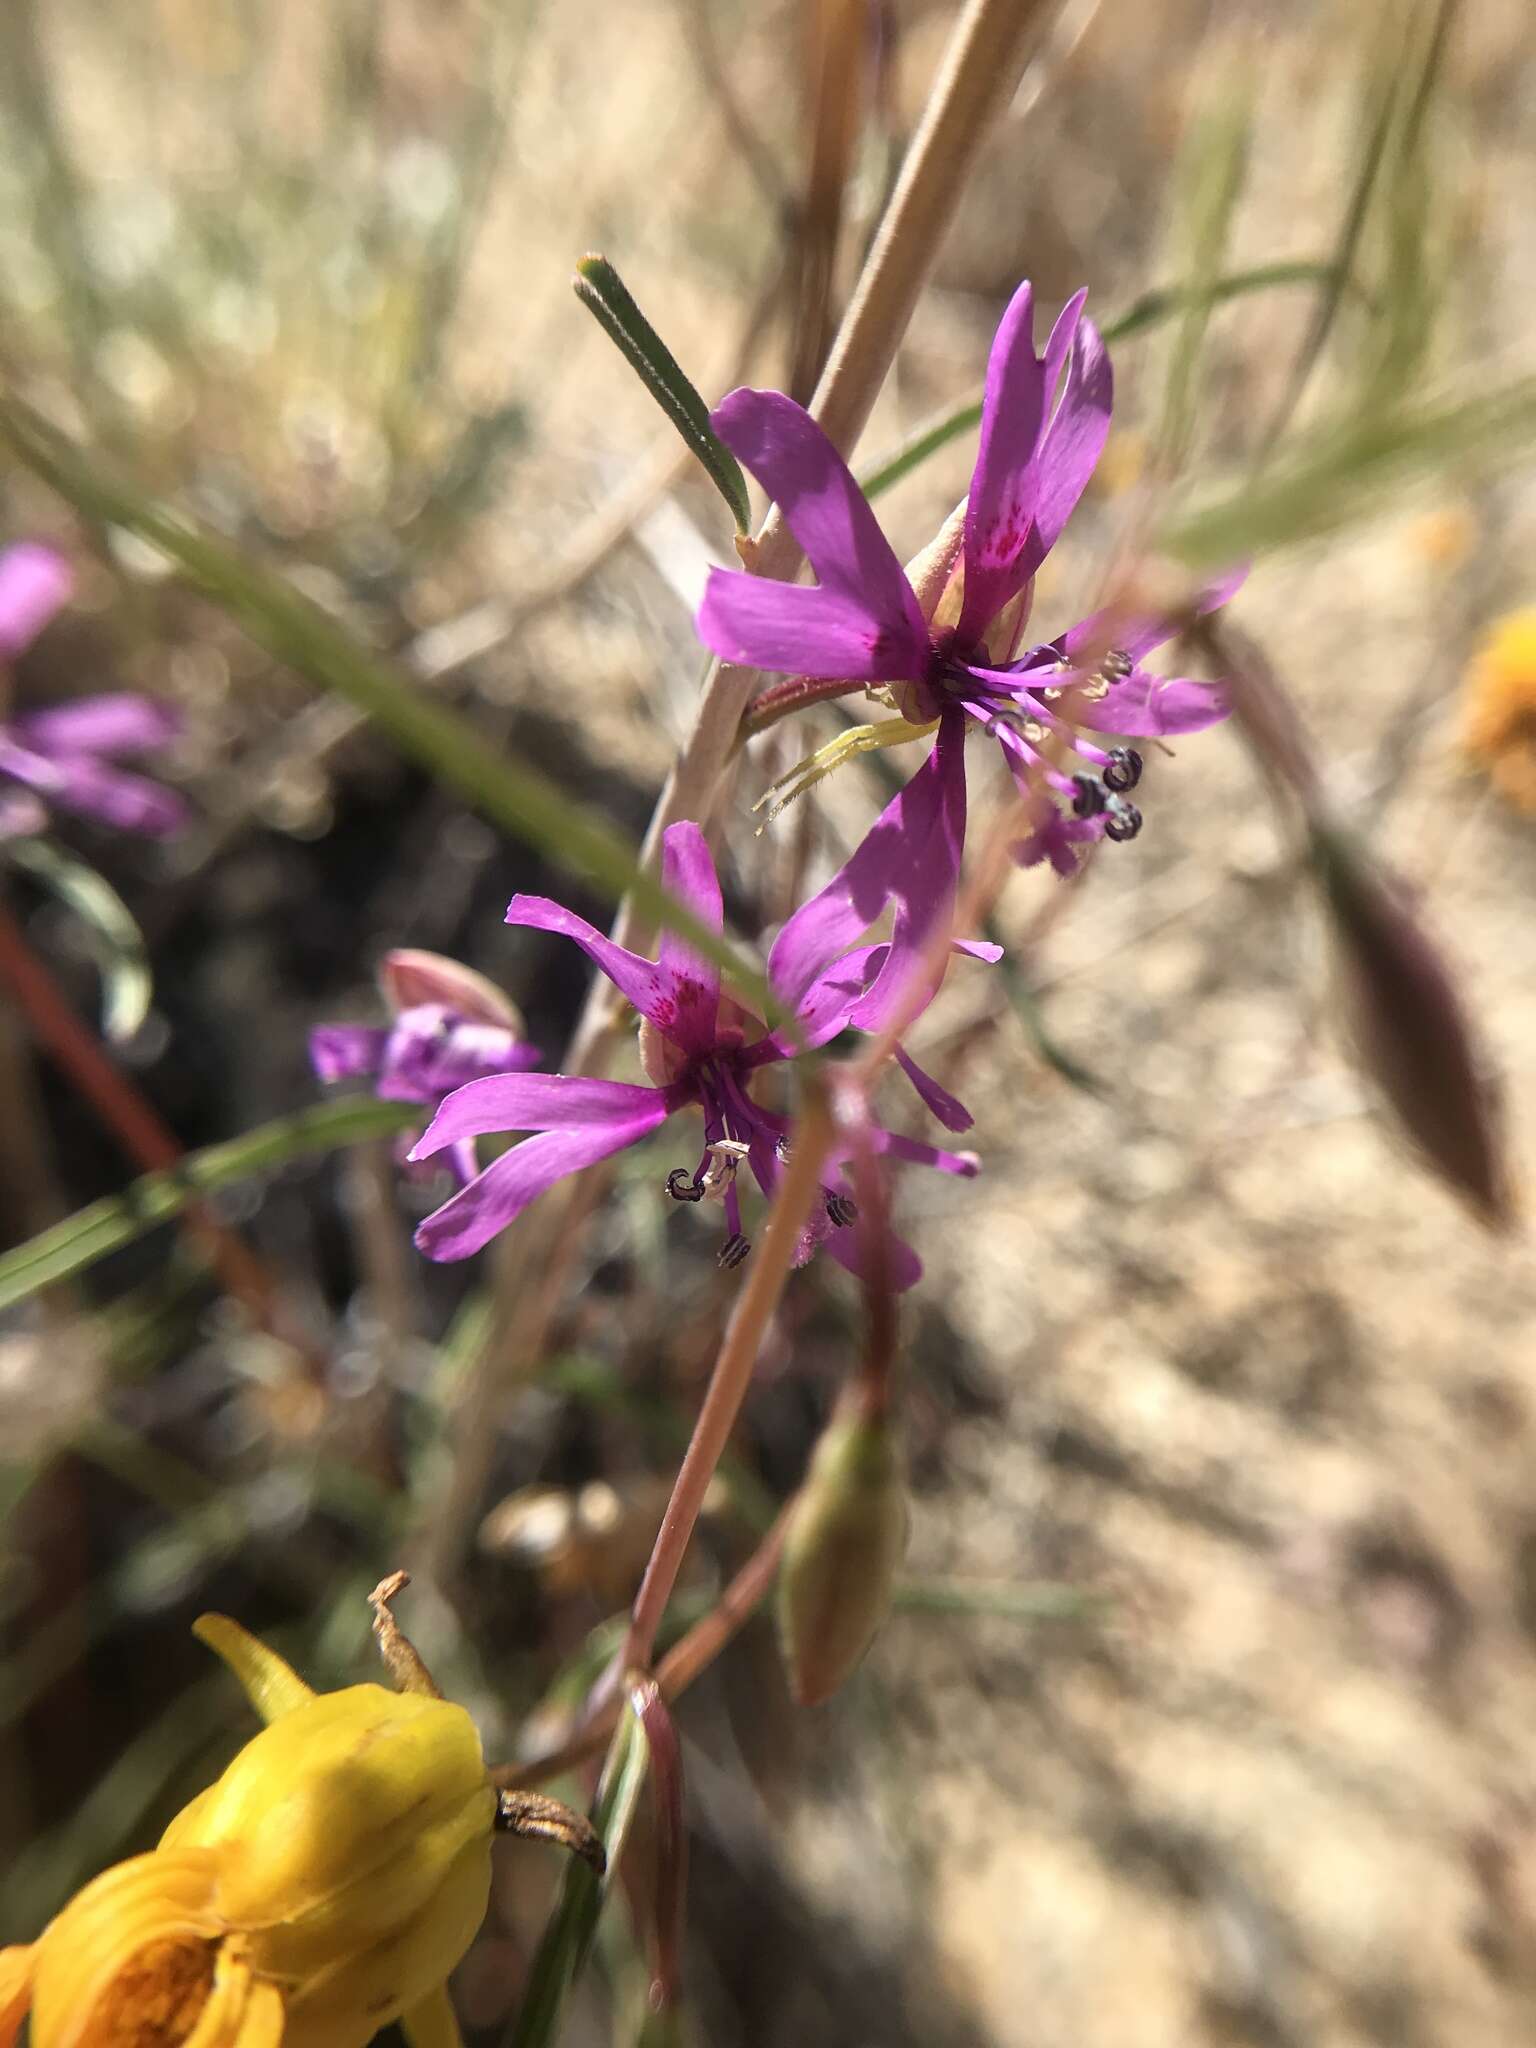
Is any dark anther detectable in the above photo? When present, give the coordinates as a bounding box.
[1071,774,1107,819]
[1102,648,1133,682]
[666,1168,705,1203]
[825,1192,858,1228]
[774,1136,793,1162]
[1103,747,1143,793]
[1104,797,1143,843]
[718,1232,751,1270]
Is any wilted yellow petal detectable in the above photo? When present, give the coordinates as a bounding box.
[31,1848,222,2048]
[193,1614,315,1724]
[400,1983,465,2048]
[0,1944,35,2048]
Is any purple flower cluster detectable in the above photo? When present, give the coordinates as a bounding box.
[312,280,1236,1285]
[408,823,994,1287]
[0,544,187,840]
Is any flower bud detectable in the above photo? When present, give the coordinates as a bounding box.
[776,1403,908,1707]
[379,946,525,1034]
[1310,821,1514,1231]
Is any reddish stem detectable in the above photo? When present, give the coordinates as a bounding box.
[0,897,312,1358]
[492,1504,796,1793]
[739,673,869,740]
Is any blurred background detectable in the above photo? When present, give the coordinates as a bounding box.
[3,0,1536,2042]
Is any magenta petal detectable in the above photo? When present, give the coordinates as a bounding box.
[0,544,73,659]
[1056,564,1248,669]
[847,713,969,1034]
[823,1215,923,1292]
[1012,808,1102,876]
[377,1007,541,1100]
[957,281,1050,646]
[745,942,888,1064]
[698,567,925,683]
[656,821,724,1054]
[414,1115,663,1262]
[310,1024,388,1083]
[12,694,181,756]
[871,1127,980,1177]
[1082,672,1231,738]
[506,895,673,1028]
[767,712,968,1021]
[19,754,188,836]
[705,388,928,677]
[1025,313,1112,570]
[893,1045,974,1133]
[411,1073,670,1158]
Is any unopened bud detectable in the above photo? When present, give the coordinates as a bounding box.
[776,1405,907,1707]
[379,948,524,1034]
[1311,822,1513,1229]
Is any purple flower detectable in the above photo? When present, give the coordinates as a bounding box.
[0,543,188,839]
[695,282,1240,1007]
[311,948,542,1186]
[407,822,997,1285]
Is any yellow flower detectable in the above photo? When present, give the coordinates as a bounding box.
[1461,608,1536,814]
[0,1575,599,2048]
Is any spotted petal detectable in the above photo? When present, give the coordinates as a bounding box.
[505,897,674,1033]
[655,821,724,1055]
[957,281,1053,646]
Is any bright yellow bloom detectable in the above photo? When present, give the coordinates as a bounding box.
[1461,608,1536,814]
[0,1590,496,2048]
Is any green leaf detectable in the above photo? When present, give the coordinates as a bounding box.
[574,254,753,534]
[504,1710,651,2048]
[3,835,152,1041]
[0,1096,418,1310]
[857,263,1347,501]
[0,393,774,1021]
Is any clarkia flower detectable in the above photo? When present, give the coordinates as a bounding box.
[408,822,997,1286]
[0,1601,497,2048]
[311,948,542,1186]
[696,281,1240,1005]
[0,542,188,839]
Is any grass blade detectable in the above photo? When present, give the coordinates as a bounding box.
[0,1097,418,1310]
[4,836,152,1042]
